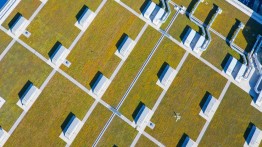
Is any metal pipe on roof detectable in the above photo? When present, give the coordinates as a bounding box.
[160,0,171,22]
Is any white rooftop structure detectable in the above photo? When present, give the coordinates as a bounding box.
[75,6,95,30]
[115,35,134,60]
[134,104,153,132]
[152,7,165,25]
[59,114,84,145]
[20,83,39,106]
[0,127,9,146]
[183,28,206,53]
[182,136,197,147]
[225,56,238,76]
[142,1,156,20]
[244,125,262,147]
[142,1,165,26]
[10,15,28,36]
[0,97,5,109]
[0,128,5,143]
[64,115,81,140]
[235,64,247,82]
[92,74,110,97]
[256,92,262,107]
[50,44,69,66]
[156,64,177,91]
[199,94,219,122]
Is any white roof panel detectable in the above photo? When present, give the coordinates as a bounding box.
[160,65,175,86]
[193,35,205,51]
[226,56,238,76]
[235,64,247,82]
[247,125,262,147]
[21,84,38,106]
[153,8,165,25]
[51,45,68,66]
[182,136,197,147]
[184,28,196,47]
[0,128,4,142]
[118,36,134,57]
[78,8,94,26]
[11,15,27,35]
[203,95,217,116]
[93,74,108,95]
[64,116,81,139]
[143,1,156,19]
[135,105,150,127]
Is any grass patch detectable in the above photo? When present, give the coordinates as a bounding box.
[145,54,227,146]
[0,30,12,54]
[120,38,185,120]
[0,43,52,131]
[6,73,94,146]
[2,0,41,29]
[97,117,137,146]
[200,84,262,146]
[102,26,161,107]
[201,32,242,70]
[61,1,145,89]
[72,103,112,146]
[168,14,200,42]
[136,135,158,147]
[20,0,103,58]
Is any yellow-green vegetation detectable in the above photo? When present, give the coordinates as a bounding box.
[191,0,262,51]
[136,135,158,147]
[121,0,160,13]
[0,30,12,54]
[0,43,51,131]
[2,0,41,29]
[20,0,103,58]
[102,27,161,107]
[201,32,242,70]
[145,55,227,146]
[168,14,199,42]
[120,38,185,120]
[171,0,192,7]
[6,73,94,147]
[72,103,112,146]
[201,84,262,146]
[61,1,145,88]
[97,117,137,146]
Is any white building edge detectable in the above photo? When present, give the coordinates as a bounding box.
[10,15,28,36]
[50,44,70,67]
[75,6,95,31]
[199,94,219,122]
[244,125,262,147]
[59,115,83,145]
[156,64,177,91]
[115,35,135,61]
[183,27,206,54]
[16,82,40,111]
[91,73,110,98]
[182,136,198,147]
[134,104,153,133]
[0,127,10,146]
[142,1,166,26]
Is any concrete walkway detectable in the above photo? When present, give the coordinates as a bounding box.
[8,69,56,137]
[0,39,16,61]
[142,131,165,147]
[130,133,142,147]
[195,80,231,144]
